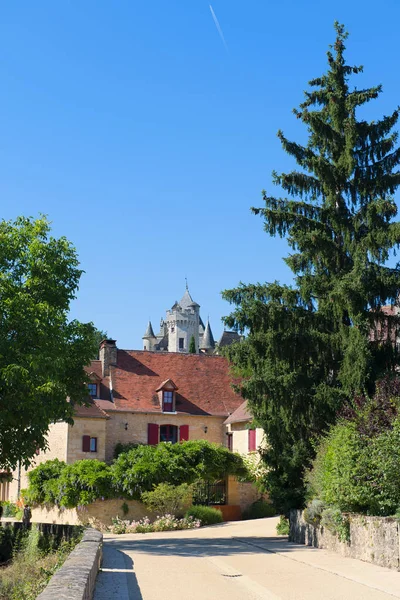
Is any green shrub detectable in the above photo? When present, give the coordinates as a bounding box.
[321,507,350,542]
[114,442,142,459]
[25,459,67,506]
[308,416,400,516]
[111,441,248,500]
[276,515,289,535]
[242,500,277,520]
[185,505,223,526]
[2,501,18,518]
[141,483,192,517]
[303,499,325,526]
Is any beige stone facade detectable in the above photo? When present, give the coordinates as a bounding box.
[104,412,225,462]
[9,421,69,501]
[226,422,265,455]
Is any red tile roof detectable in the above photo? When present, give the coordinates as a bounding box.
[71,398,109,419]
[224,400,251,424]
[92,350,243,416]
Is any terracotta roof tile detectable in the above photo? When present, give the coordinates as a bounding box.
[72,398,109,419]
[224,400,252,424]
[93,350,243,416]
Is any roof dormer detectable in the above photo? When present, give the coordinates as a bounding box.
[156,379,178,413]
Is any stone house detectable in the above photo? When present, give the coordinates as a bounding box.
[6,340,262,516]
[224,400,265,455]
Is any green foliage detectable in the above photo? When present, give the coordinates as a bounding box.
[0,216,100,470]
[114,442,142,459]
[189,335,196,354]
[25,459,67,506]
[321,507,350,542]
[56,460,113,508]
[242,500,277,520]
[303,499,325,526]
[25,441,248,509]
[2,502,18,518]
[222,23,400,512]
[121,502,129,516]
[26,459,113,508]
[0,526,81,599]
[185,505,223,526]
[111,441,248,500]
[308,407,400,515]
[141,483,192,517]
[276,516,290,535]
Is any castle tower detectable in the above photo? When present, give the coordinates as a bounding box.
[166,288,200,353]
[142,321,157,351]
[199,319,215,355]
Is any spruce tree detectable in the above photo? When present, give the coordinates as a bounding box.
[189,335,196,354]
[222,23,400,511]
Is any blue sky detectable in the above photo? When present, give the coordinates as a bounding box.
[2,1,400,347]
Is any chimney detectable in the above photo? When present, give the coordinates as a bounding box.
[99,339,117,377]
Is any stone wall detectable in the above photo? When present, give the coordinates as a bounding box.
[290,509,400,571]
[31,498,154,530]
[37,528,102,600]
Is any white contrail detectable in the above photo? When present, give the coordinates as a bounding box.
[209,5,228,52]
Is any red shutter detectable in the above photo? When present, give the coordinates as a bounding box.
[179,425,189,442]
[227,433,233,452]
[248,429,256,452]
[82,435,90,452]
[148,423,159,445]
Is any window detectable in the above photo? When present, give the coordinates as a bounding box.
[248,429,256,452]
[227,433,233,452]
[162,390,174,412]
[179,337,184,350]
[88,383,97,398]
[82,435,98,452]
[159,424,178,443]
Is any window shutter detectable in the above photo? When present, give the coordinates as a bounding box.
[248,429,256,452]
[179,425,189,442]
[148,423,159,445]
[82,435,91,452]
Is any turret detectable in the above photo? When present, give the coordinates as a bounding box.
[142,321,156,351]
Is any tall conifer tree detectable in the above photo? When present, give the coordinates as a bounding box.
[223,23,400,511]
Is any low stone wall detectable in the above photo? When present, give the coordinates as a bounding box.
[32,498,152,530]
[37,528,103,600]
[290,509,400,571]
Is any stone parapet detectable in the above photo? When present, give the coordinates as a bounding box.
[290,509,400,571]
[37,528,102,600]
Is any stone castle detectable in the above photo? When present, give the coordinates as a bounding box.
[142,287,240,354]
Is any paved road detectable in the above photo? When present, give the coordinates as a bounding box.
[94,517,400,600]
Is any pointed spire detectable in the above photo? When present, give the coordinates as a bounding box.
[180,287,199,309]
[200,319,215,349]
[143,320,155,339]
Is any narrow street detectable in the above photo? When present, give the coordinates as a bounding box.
[94,517,400,600]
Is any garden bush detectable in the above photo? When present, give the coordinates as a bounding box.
[242,500,277,520]
[141,483,192,517]
[185,505,223,526]
[320,507,350,542]
[276,516,289,535]
[307,413,400,516]
[24,441,249,509]
[111,441,248,500]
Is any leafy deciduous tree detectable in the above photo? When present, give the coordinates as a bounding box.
[0,216,99,469]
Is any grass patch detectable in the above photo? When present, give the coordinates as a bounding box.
[0,526,81,600]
